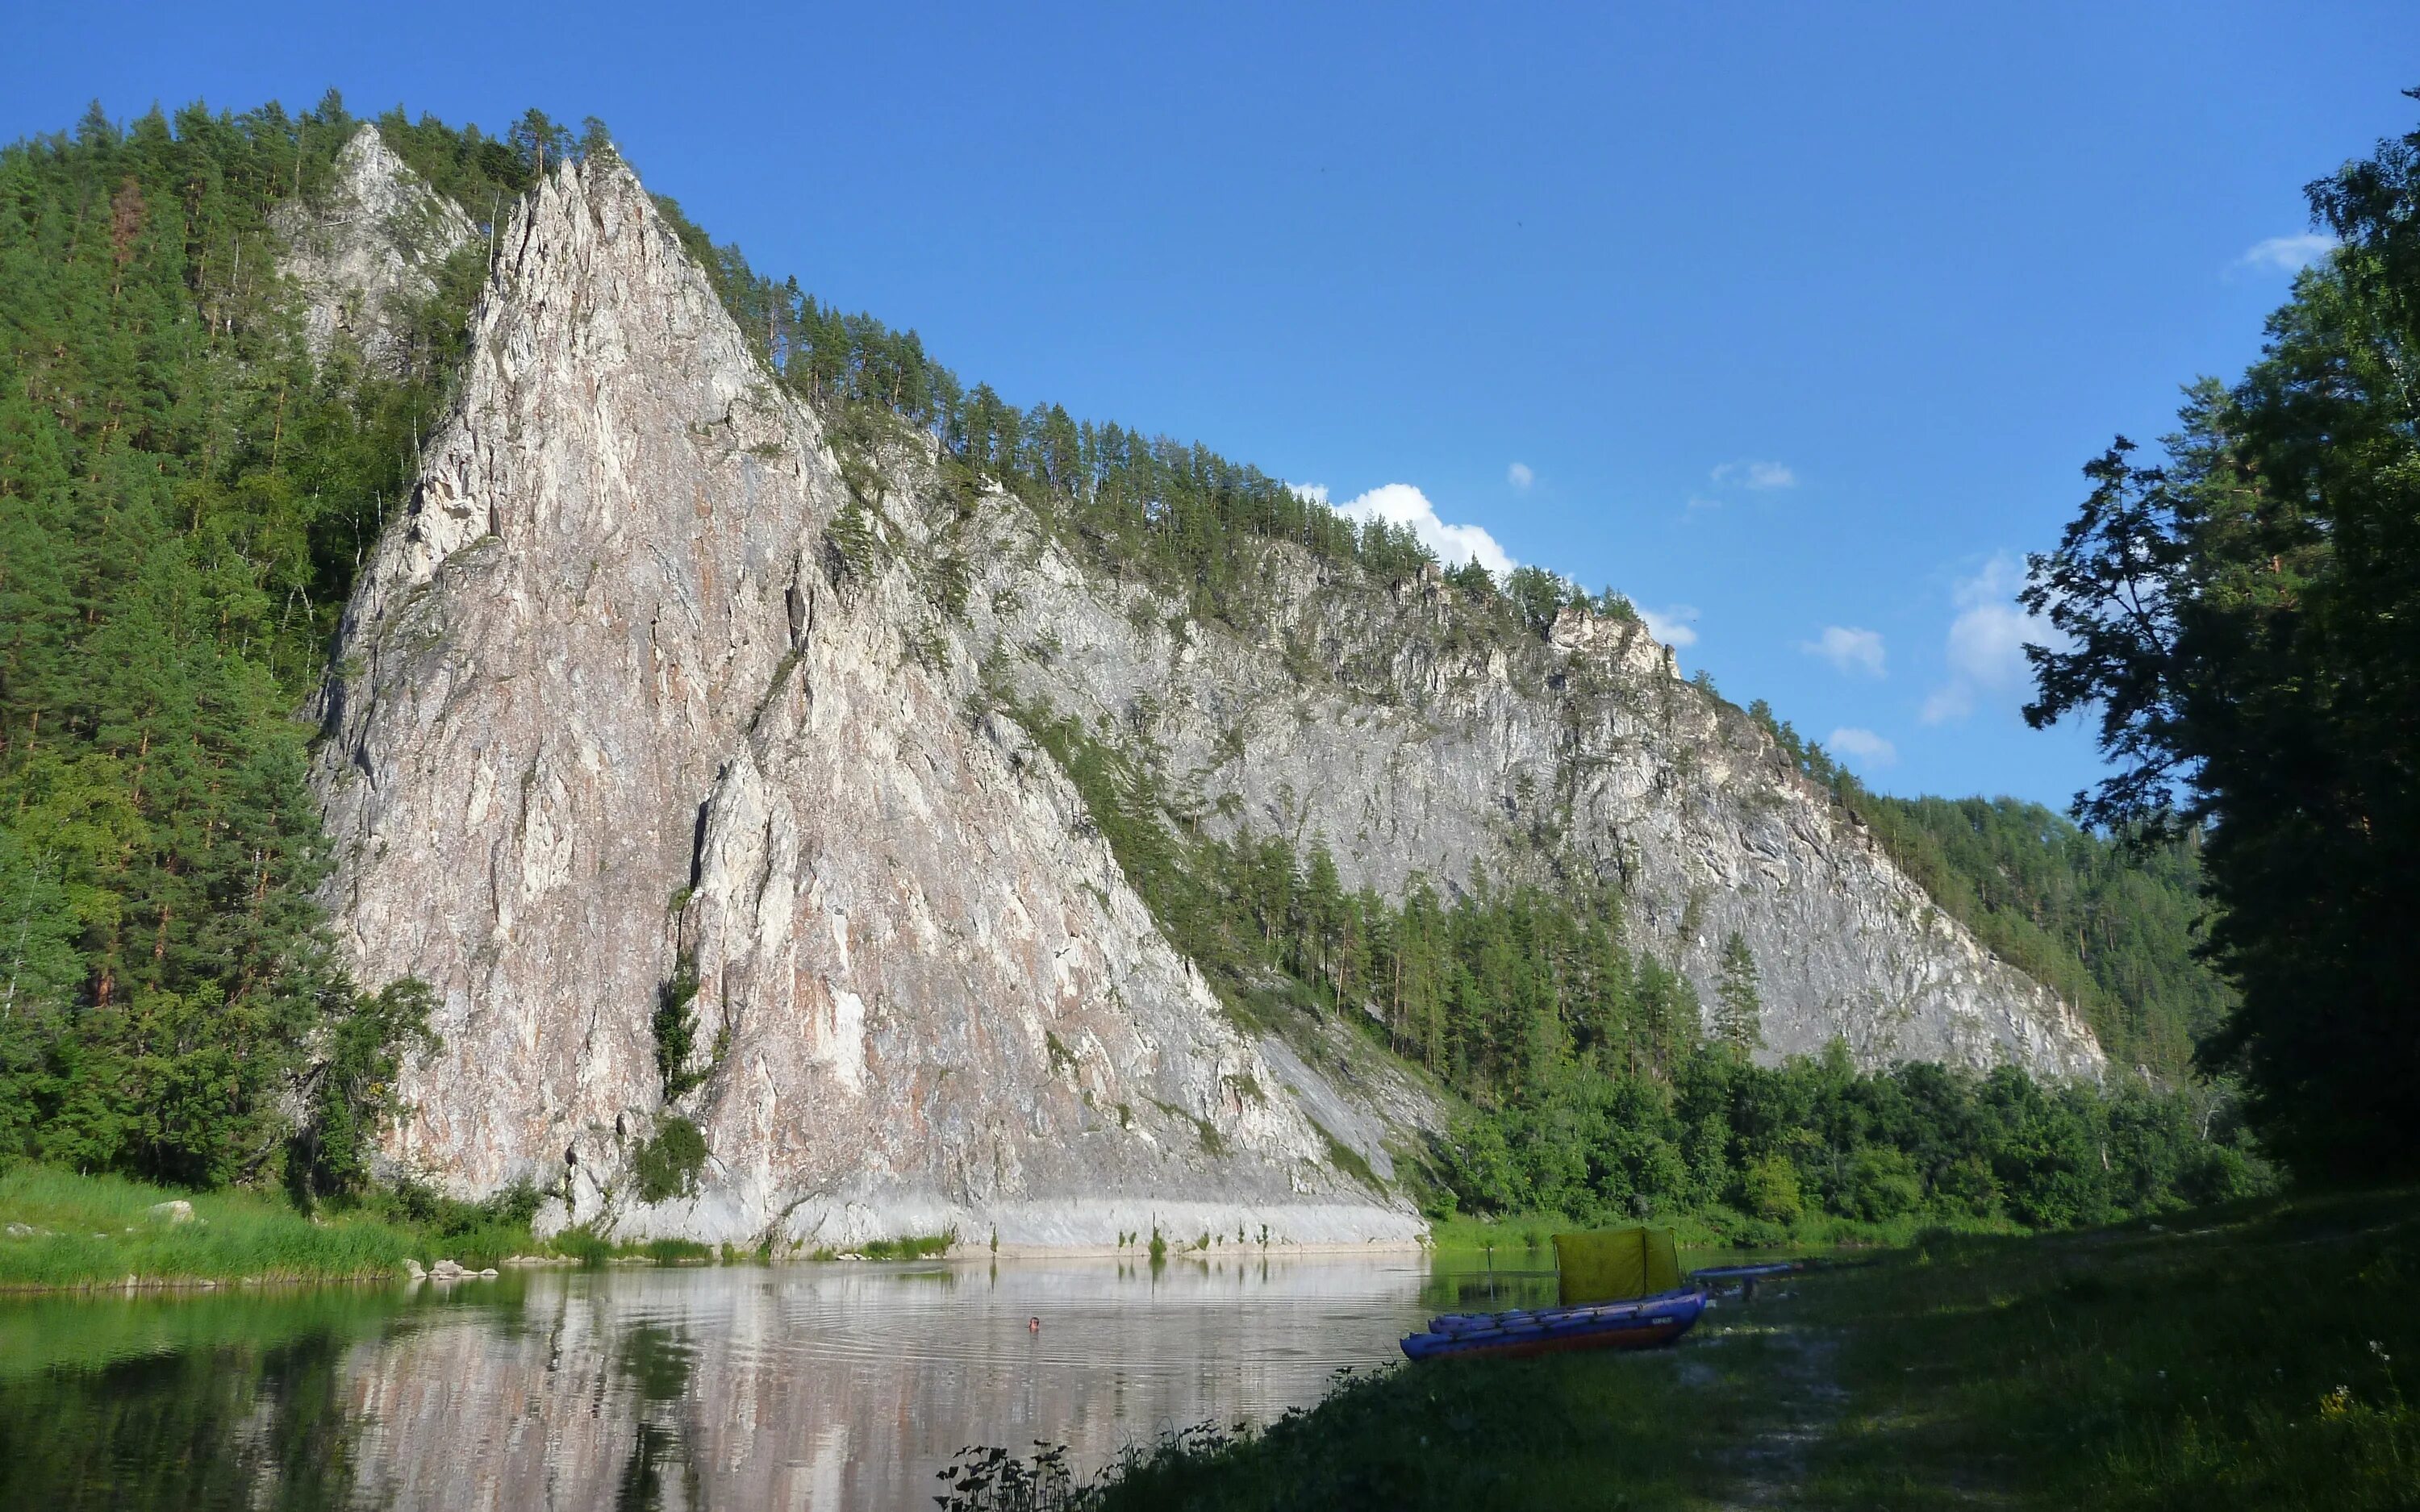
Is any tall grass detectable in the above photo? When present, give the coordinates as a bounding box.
[1800,1186,2420,1509]
[0,1168,417,1289]
[0,1167,773,1288]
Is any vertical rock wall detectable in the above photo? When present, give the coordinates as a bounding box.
[313,154,1417,1248]
[307,138,2101,1246]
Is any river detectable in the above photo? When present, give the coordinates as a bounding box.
[0,1250,1562,1510]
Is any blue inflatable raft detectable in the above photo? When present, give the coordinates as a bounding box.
[1399,1286,1707,1362]
[1687,1260,1805,1285]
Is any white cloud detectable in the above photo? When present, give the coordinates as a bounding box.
[1332,483,1515,576]
[1630,601,1700,649]
[1507,461,1534,489]
[1800,625,1886,678]
[2238,233,2336,273]
[1827,727,1897,766]
[1921,553,2059,724]
[1713,460,1797,490]
[1685,496,1723,513]
[1288,482,1329,505]
[1920,682,1974,725]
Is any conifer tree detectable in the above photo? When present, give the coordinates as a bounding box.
[1714,931,1764,1054]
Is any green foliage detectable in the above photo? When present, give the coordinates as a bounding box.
[858,1231,955,1260]
[2022,95,2420,1178]
[0,1164,416,1288]
[1802,1186,2420,1509]
[652,955,704,1101]
[1713,931,1763,1053]
[629,1116,708,1205]
[1738,1152,1805,1223]
[289,977,436,1203]
[1440,1046,2264,1239]
[0,98,504,1189]
[371,1177,542,1270]
[549,1224,615,1267]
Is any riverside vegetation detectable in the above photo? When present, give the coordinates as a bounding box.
[0,1164,733,1289]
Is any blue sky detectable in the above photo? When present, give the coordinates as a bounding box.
[7,2,2411,810]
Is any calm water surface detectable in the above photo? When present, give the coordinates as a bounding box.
[0,1252,1560,1510]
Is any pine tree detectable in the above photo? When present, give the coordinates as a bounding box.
[1714,931,1764,1055]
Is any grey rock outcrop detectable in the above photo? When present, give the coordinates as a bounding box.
[311,152,1421,1249]
[274,124,474,370]
[962,517,2105,1079]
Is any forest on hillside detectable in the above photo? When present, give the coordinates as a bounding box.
[0,93,2273,1227]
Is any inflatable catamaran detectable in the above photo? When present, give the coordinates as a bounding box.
[1400,1226,1706,1362]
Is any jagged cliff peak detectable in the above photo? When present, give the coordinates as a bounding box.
[274,123,474,369]
[312,152,1424,1249]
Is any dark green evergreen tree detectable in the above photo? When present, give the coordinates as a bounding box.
[2022,93,2420,1177]
[1713,931,1764,1054]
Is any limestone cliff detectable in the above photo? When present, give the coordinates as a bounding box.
[307,143,2101,1248]
[274,124,473,369]
[958,524,2106,1077]
[311,151,1421,1249]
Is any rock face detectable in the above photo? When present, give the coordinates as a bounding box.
[962,535,2107,1078]
[312,153,1420,1248]
[274,124,474,369]
[308,144,2101,1246]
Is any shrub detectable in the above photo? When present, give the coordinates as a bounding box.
[1738,1154,1805,1225]
[1842,1148,1923,1223]
[631,1118,709,1204]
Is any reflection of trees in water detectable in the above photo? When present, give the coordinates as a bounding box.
[0,1330,375,1512]
[612,1322,700,1512]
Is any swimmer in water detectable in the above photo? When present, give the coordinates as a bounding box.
[1028,1316,1041,1334]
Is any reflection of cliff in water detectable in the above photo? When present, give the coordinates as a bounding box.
[342,1257,1478,1509]
[0,1256,1555,1511]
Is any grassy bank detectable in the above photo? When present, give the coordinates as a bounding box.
[1799,1185,2420,1508]
[0,1168,423,1289]
[0,1166,674,1289]
[954,1187,2418,1510]
[0,1166,953,1289]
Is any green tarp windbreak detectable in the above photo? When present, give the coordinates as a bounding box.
[1553,1226,1682,1305]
